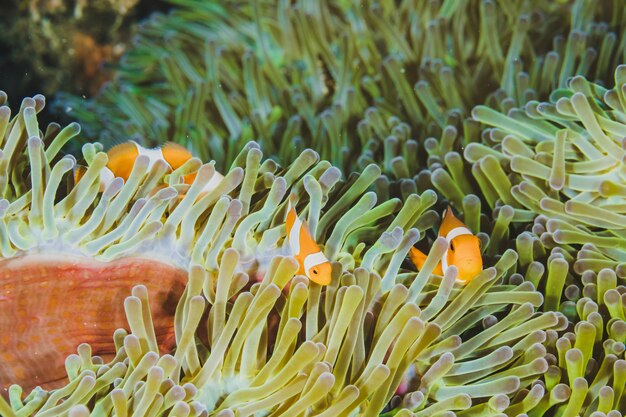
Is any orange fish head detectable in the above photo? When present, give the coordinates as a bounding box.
[448,234,483,283]
[307,261,332,286]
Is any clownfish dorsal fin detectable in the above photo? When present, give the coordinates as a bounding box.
[161,142,193,170]
[439,206,469,237]
[107,141,139,158]
[288,193,297,209]
[286,193,300,221]
[106,141,140,181]
[284,193,302,255]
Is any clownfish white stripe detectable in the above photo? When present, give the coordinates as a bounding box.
[79,166,116,192]
[303,251,329,273]
[100,167,116,189]
[441,226,473,275]
[441,250,450,275]
[289,215,302,255]
[201,171,225,193]
[446,227,473,242]
[136,144,167,170]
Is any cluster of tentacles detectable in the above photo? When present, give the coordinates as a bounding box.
[58,0,626,170]
[2,91,618,416]
[0,0,625,416]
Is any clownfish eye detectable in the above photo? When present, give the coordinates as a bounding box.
[312,269,319,275]
[450,241,455,251]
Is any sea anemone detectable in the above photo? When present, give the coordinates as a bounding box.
[468,66,626,277]
[2,261,566,416]
[0,92,574,415]
[58,0,626,176]
[462,63,626,417]
[0,92,189,391]
[3,0,626,415]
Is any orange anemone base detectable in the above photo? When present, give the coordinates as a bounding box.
[0,255,188,394]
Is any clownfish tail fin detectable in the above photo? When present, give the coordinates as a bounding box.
[408,247,428,270]
[74,165,88,185]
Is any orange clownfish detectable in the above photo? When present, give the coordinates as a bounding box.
[285,195,332,285]
[74,141,223,193]
[408,207,483,284]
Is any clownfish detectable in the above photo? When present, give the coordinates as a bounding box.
[74,141,223,193]
[408,206,483,283]
[285,194,332,285]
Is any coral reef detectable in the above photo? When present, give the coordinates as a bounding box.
[0,0,164,101]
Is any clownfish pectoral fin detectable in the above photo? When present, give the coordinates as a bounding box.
[408,247,428,270]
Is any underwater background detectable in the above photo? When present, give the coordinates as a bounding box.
[0,0,625,416]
